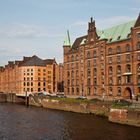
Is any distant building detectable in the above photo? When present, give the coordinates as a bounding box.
[0,55,58,94]
[63,14,140,99]
[57,63,64,92]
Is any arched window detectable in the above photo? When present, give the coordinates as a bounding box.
[137,42,140,50]
[117,87,121,96]
[126,44,130,52]
[93,50,96,57]
[117,65,121,74]
[117,46,121,53]
[108,48,112,55]
[109,66,113,75]
[126,64,131,72]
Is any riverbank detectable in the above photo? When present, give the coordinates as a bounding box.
[0,93,140,127]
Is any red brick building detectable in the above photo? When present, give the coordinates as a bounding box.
[63,14,140,99]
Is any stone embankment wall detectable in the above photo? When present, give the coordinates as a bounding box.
[0,93,7,102]
[109,109,140,127]
[0,93,25,104]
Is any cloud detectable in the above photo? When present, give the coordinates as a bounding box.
[96,16,134,29]
[0,23,63,38]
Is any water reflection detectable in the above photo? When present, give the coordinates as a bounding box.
[0,103,140,140]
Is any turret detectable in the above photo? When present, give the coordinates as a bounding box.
[87,17,98,43]
[63,30,71,54]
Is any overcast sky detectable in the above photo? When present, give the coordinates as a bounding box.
[0,0,140,65]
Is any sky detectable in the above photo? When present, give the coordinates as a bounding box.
[0,0,140,65]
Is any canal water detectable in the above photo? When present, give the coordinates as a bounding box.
[0,103,140,140]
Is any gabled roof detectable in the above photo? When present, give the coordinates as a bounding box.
[72,35,87,49]
[20,55,46,67]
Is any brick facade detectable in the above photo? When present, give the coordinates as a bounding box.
[0,55,58,94]
[63,14,140,99]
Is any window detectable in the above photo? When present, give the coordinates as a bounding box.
[117,65,121,74]
[24,82,26,86]
[67,71,70,77]
[109,66,113,75]
[117,76,121,85]
[87,60,90,67]
[138,63,140,72]
[94,87,97,95]
[93,59,96,66]
[137,33,140,38]
[48,71,51,74]
[31,82,33,86]
[108,48,112,55]
[87,78,90,85]
[126,54,130,62]
[43,82,46,86]
[93,78,97,85]
[138,87,140,94]
[101,54,104,60]
[87,70,90,77]
[87,51,90,58]
[27,82,30,86]
[137,42,140,50]
[93,50,96,57]
[76,55,79,60]
[38,82,41,86]
[72,88,74,94]
[31,77,33,81]
[126,44,130,52]
[71,79,74,86]
[71,71,74,78]
[126,75,131,83]
[138,75,140,85]
[87,88,90,95]
[38,69,40,72]
[71,55,74,61]
[138,52,140,60]
[117,87,121,96]
[109,78,113,85]
[117,46,121,53]
[67,80,70,86]
[24,77,26,81]
[109,87,113,96]
[76,88,79,94]
[117,55,121,63]
[93,68,97,76]
[76,63,78,69]
[108,57,112,64]
[126,64,131,72]
[31,88,33,92]
[71,63,74,69]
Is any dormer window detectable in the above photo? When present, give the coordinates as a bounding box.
[117,36,121,40]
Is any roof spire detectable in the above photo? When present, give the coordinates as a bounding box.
[63,30,71,47]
